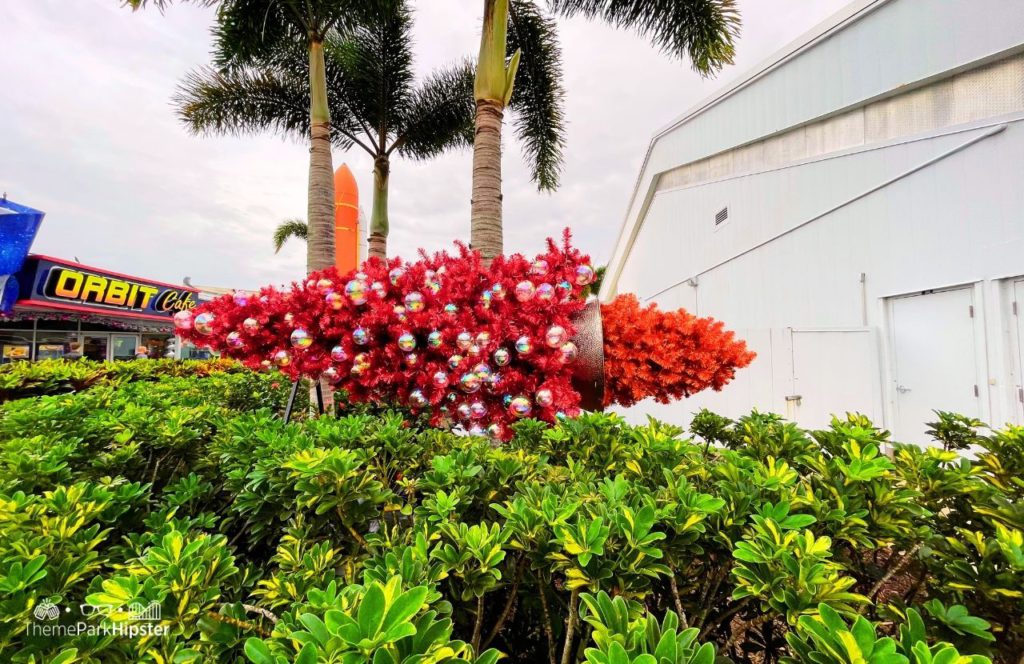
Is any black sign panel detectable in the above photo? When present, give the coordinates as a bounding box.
[16,256,198,320]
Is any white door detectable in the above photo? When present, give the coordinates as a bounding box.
[890,287,982,444]
[791,329,879,430]
[1014,280,1024,422]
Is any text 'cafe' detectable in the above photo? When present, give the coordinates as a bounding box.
[0,256,200,362]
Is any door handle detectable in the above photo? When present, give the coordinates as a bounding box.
[896,385,911,394]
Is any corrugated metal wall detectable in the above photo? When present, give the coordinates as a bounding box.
[656,53,1024,194]
[610,14,1024,441]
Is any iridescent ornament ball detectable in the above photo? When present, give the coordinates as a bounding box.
[509,396,532,418]
[194,312,215,335]
[290,328,312,349]
[405,291,425,312]
[460,372,482,393]
[545,325,567,348]
[326,292,344,310]
[575,264,596,286]
[345,279,367,305]
[514,281,535,302]
[397,333,416,352]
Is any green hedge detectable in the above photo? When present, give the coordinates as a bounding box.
[0,358,247,402]
[0,369,1020,663]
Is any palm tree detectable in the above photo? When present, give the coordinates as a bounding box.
[127,0,372,273]
[173,2,474,260]
[272,218,308,254]
[469,0,741,261]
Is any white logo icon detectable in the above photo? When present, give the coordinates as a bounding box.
[33,599,60,621]
[129,601,162,621]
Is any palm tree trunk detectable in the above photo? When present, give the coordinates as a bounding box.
[470,98,504,263]
[306,40,335,273]
[471,0,516,264]
[367,156,389,260]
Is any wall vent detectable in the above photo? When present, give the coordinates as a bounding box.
[714,207,729,225]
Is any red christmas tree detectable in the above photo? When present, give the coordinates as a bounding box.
[175,231,753,438]
[601,294,755,408]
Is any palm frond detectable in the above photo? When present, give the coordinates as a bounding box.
[507,0,566,191]
[211,0,370,70]
[332,0,416,141]
[123,0,218,10]
[393,61,475,160]
[174,60,359,149]
[211,0,298,69]
[546,0,740,74]
[273,218,308,253]
[175,66,309,138]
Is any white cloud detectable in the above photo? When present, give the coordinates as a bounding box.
[0,0,850,289]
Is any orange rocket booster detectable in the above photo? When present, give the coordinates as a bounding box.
[334,164,360,273]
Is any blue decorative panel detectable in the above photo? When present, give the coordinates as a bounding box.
[0,198,44,276]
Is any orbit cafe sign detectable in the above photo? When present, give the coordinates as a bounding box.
[27,257,197,318]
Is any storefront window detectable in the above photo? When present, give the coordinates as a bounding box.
[110,335,138,362]
[141,334,172,359]
[1,314,177,362]
[35,330,77,360]
[180,342,214,360]
[82,335,108,362]
[0,333,32,363]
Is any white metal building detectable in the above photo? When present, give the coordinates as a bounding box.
[600,0,1024,442]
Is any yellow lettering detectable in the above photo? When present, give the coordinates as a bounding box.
[105,280,129,306]
[137,286,158,309]
[54,270,83,298]
[80,275,107,303]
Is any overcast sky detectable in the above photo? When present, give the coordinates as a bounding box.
[2,0,850,290]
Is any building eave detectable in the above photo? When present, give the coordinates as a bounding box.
[599,0,891,303]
